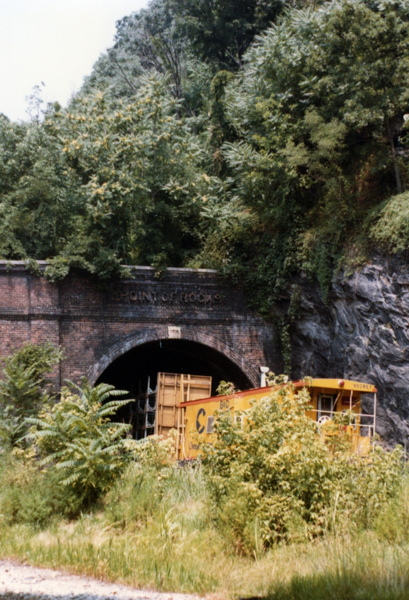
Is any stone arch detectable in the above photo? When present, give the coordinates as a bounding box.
[87,327,260,388]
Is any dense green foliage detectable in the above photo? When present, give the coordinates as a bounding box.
[46,77,208,276]
[0,449,85,525]
[217,0,409,303]
[0,345,131,516]
[0,347,403,548]
[0,346,406,595]
[202,381,403,552]
[169,0,286,70]
[0,116,80,262]
[371,191,409,252]
[0,343,63,447]
[1,0,409,306]
[29,379,131,507]
[0,372,408,598]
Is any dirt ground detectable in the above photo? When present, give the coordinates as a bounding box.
[0,560,200,600]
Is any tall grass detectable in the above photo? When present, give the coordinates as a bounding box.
[266,539,409,600]
[2,522,409,598]
[1,461,409,598]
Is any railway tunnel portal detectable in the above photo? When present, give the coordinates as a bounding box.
[0,262,276,401]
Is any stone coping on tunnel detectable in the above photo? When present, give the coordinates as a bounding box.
[0,258,255,320]
[0,260,218,275]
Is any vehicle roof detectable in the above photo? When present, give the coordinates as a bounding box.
[178,378,377,407]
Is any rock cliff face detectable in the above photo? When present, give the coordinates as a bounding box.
[289,254,409,445]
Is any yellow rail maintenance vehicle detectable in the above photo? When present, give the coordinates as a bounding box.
[134,373,377,459]
[175,377,377,459]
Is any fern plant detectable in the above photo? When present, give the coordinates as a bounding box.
[29,378,131,507]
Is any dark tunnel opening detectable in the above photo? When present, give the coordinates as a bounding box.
[96,339,253,437]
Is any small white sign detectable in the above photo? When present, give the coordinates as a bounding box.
[168,326,181,339]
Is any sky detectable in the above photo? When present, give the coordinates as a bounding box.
[0,0,150,122]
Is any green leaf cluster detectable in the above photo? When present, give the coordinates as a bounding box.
[44,75,210,277]
[169,0,290,70]
[0,448,87,525]
[29,379,131,507]
[370,190,409,252]
[0,343,63,447]
[0,115,81,262]
[217,0,409,301]
[201,383,403,553]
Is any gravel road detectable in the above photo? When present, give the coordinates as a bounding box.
[0,560,200,600]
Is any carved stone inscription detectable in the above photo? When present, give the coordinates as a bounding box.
[114,287,225,306]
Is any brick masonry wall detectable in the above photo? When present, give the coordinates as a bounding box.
[0,262,277,388]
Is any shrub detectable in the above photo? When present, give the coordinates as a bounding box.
[371,191,409,253]
[201,382,403,553]
[0,342,63,447]
[0,449,83,525]
[105,434,180,527]
[375,474,409,544]
[104,433,211,533]
[29,378,131,510]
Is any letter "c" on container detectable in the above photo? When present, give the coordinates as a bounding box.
[196,408,206,434]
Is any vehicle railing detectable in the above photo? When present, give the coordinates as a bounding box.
[306,408,376,438]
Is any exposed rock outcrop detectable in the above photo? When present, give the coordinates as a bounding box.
[289,254,409,445]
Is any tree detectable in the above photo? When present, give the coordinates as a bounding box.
[0,115,81,262]
[111,0,186,101]
[45,75,210,278]
[168,0,286,70]
[220,0,409,299]
[82,0,213,119]
[227,0,409,203]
